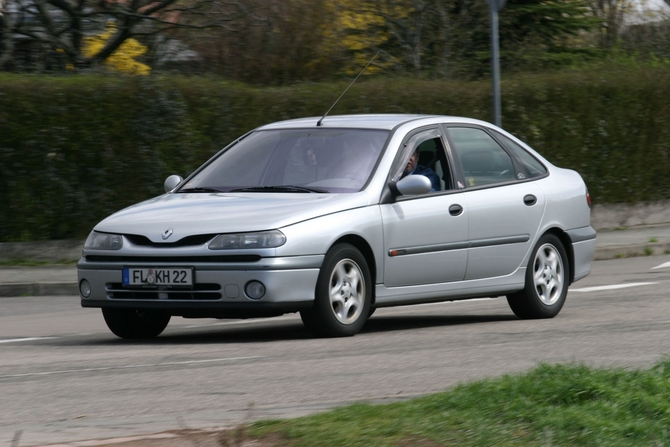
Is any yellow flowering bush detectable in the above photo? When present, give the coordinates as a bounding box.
[82,23,151,75]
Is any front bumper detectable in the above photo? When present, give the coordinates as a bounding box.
[78,255,323,316]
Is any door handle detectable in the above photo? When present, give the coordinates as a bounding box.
[523,194,537,206]
[449,204,463,216]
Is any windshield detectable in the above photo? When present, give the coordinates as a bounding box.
[179,129,390,193]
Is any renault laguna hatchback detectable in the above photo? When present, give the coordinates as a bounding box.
[78,114,596,339]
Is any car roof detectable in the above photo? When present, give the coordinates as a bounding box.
[256,114,493,131]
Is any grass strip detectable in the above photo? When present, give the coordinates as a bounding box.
[249,360,670,446]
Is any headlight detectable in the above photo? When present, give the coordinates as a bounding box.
[208,230,286,250]
[84,231,123,250]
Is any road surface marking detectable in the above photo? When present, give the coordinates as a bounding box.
[652,261,670,270]
[570,282,658,293]
[0,337,57,344]
[0,356,264,379]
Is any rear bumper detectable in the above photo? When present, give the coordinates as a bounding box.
[567,226,597,282]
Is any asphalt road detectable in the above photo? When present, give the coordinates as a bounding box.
[3,255,670,447]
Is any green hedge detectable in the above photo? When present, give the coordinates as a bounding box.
[1,68,669,242]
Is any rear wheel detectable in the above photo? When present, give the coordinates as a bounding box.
[507,234,569,319]
[102,308,171,339]
[301,243,371,337]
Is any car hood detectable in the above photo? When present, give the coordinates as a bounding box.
[94,192,372,243]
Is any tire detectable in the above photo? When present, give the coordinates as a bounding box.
[300,243,371,337]
[102,308,171,339]
[506,234,569,319]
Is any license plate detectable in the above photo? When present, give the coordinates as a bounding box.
[122,267,193,287]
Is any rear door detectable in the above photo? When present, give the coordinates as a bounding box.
[445,126,546,280]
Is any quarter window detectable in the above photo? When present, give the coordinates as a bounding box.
[448,127,516,187]
[495,133,547,178]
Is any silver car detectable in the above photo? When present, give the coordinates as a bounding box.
[78,114,596,339]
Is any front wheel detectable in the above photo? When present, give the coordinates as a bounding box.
[506,234,569,319]
[301,243,371,337]
[102,308,171,339]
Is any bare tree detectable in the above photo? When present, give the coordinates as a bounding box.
[589,0,632,47]
[364,0,447,72]
[0,0,251,70]
[0,0,18,67]
[184,0,343,83]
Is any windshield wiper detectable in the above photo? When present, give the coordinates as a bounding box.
[228,185,328,193]
[177,187,223,193]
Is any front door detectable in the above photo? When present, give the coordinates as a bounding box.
[381,192,469,287]
[381,128,469,287]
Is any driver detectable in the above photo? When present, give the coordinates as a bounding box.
[402,148,441,191]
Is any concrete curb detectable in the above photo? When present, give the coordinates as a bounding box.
[0,282,79,297]
[592,242,670,261]
[0,239,83,264]
[590,200,670,230]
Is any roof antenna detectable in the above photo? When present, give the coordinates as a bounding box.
[317,52,380,127]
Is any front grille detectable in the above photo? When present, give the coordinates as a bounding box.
[125,234,218,247]
[106,283,222,300]
[86,255,261,263]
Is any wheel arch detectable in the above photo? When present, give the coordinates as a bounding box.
[330,235,377,305]
[542,227,575,285]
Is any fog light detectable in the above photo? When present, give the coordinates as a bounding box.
[245,281,266,300]
[80,280,92,298]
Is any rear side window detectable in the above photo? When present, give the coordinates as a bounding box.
[495,133,547,178]
[447,127,516,187]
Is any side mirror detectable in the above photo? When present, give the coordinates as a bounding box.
[393,175,432,196]
[164,175,183,193]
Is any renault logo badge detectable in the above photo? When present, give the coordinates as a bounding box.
[161,228,173,240]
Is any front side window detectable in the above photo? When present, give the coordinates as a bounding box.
[179,129,389,193]
[392,129,450,192]
[448,127,516,187]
